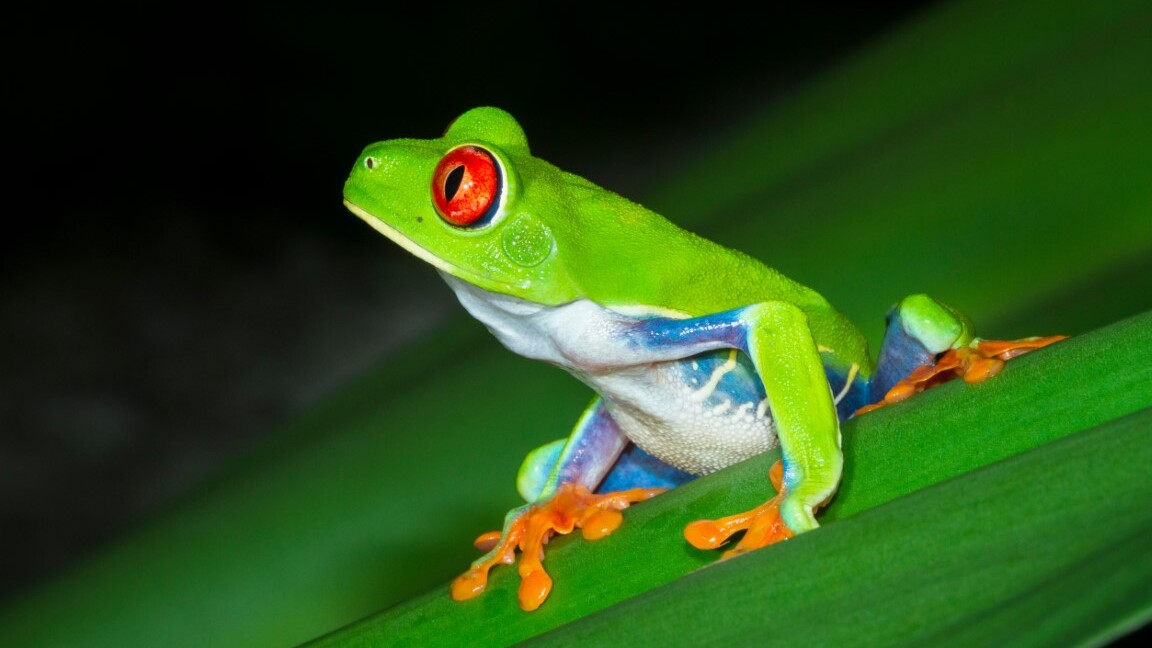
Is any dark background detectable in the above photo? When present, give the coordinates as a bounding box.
[2,2,941,604]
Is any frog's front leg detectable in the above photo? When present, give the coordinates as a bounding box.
[451,398,666,611]
[611,302,842,555]
[677,302,842,556]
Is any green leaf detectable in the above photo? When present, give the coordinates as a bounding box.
[528,408,1152,648]
[306,311,1152,646]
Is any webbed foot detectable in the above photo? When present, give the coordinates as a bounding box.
[683,460,796,558]
[451,483,665,611]
[856,335,1067,416]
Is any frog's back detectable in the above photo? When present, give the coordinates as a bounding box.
[676,234,869,372]
[553,178,869,371]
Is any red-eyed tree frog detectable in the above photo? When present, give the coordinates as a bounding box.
[342,107,1064,612]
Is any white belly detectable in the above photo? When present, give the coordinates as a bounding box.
[440,274,778,476]
[577,353,777,476]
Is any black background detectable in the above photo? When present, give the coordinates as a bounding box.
[3,1,940,604]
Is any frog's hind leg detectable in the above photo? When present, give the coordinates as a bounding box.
[869,295,945,402]
[857,294,1066,415]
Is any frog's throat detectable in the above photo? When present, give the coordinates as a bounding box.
[344,199,526,293]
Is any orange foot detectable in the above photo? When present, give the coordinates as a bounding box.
[855,335,1068,416]
[683,460,794,559]
[450,483,665,611]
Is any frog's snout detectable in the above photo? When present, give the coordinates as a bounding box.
[355,147,397,175]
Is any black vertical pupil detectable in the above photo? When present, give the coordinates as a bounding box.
[444,164,465,201]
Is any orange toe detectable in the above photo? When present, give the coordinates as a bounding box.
[856,334,1067,416]
[685,460,794,558]
[452,483,665,610]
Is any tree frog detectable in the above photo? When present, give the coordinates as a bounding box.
[342,107,1064,611]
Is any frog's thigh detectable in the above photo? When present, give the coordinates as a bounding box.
[742,301,842,533]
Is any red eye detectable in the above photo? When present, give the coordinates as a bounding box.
[431,145,501,227]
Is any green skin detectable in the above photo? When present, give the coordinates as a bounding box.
[343,107,975,574]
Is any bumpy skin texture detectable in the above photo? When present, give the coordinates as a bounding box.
[342,107,1053,611]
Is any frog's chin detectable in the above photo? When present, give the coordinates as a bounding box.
[344,199,524,294]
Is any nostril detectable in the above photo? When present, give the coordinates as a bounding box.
[364,157,377,169]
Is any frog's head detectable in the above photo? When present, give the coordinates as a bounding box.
[344,106,586,305]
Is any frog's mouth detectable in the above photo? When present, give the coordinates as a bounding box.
[344,199,524,292]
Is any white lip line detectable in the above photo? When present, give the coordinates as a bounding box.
[344,199,455,274]
[343,199,521,290]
